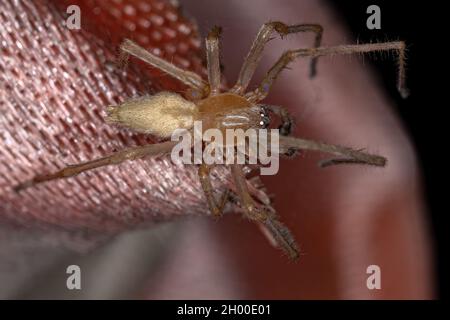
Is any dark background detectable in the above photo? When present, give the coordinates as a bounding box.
[330,1,446,298]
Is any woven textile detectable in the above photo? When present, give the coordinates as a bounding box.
[0,0,241,233]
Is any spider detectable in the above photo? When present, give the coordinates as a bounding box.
[14,21,408,260]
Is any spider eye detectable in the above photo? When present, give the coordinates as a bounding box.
[259,109,270,128]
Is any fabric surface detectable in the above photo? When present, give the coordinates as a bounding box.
[0,0,434,299]
[0,0,218,231]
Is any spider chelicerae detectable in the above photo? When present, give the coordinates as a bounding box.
[15,21,408,260]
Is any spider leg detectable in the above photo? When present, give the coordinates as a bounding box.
[14,141,177,192]
[198,164,231,218]
[230,164,299,260]
[232,21,323,94]
[205,26,222,96]
[278,136,387,167]
[247,41,409,102]
[120,39,208,94]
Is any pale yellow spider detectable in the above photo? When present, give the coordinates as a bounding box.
[15,22,408,259]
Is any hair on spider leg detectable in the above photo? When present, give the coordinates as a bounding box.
[116,49,130,70]
[257,215,300,261]
[276,136,387,168]
[319,157,387,168]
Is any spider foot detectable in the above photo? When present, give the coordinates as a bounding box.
[246,205,299,260]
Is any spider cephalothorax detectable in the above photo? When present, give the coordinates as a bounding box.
[15,21,408,259]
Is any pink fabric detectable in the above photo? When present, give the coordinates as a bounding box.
[0,0,219,232]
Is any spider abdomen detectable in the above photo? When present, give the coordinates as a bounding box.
[106,91,198,138]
